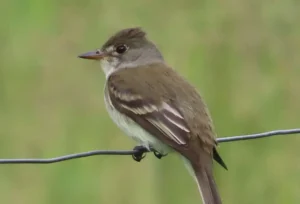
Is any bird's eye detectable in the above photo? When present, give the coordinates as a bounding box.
[115,44,128,54]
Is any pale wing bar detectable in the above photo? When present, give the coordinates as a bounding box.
[110,86,190,145]
[147,102,190,145]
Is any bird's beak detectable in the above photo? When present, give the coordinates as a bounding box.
[78,50,107,60]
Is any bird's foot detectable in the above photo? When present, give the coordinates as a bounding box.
[153,150,168,159]
[132,146,168,162]
[132,145,149,162]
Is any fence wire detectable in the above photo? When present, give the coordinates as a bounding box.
[0,128,299,164]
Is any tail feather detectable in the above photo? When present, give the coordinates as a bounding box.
[193,164,222,204]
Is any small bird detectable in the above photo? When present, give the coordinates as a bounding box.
[79,27,226,204]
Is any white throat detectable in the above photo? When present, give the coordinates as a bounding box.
[100,58,162,79]
[100,59,119,79]
[100,59,140,79]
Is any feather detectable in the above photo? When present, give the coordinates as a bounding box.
[108,84,190,146]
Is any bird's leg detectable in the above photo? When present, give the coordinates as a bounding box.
[132,145,149,162]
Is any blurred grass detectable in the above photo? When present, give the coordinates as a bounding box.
[0,0,299,203]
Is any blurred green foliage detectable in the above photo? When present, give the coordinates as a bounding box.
[0,0,299,203]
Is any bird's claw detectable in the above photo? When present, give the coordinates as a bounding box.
[132,146,168,162]
[132,146,148,162]
[153,151,168,159]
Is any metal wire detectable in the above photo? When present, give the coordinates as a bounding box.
[0,128,299,164]
[217,128,300,142]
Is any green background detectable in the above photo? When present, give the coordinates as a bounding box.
[0,0,299,203]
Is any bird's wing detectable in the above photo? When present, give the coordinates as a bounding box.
[107,78,191,147]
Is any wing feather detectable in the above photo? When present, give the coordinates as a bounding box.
[108,84,191,146]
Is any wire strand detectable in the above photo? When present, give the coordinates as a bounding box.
[217,128,300,143]
[0,128,299,164]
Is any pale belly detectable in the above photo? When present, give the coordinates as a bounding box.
[103,87,170,154]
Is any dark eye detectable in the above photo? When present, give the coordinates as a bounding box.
[115,44,128,54]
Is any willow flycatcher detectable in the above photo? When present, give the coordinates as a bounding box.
[79,27,226,204]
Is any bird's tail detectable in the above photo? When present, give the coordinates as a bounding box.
[192,162,222,204]
[182,156,222,204]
